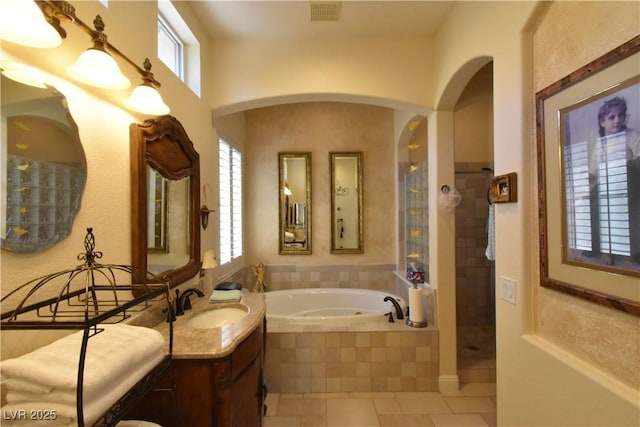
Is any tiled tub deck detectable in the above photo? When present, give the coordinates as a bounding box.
[265,321,439,394]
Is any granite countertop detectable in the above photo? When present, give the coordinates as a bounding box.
[151,290,266,359]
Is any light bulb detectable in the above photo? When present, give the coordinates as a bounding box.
[0,61,48,88]
[0,0,61,48]
[124,83,170,115]
[68,48,131,89]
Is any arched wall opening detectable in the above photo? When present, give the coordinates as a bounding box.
[428,55,494,394]
[452,62,496,384]
[215,91,431,271]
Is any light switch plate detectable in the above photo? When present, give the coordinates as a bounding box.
[500,276,517,305]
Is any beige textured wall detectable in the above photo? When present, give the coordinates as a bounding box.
[453,63,493,164]
[211,37,434,116]
[533,1,640,391]
[243,102,395,265]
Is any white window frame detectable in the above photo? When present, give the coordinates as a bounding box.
[218,138,243,277]
[157,14,183,79]
[157,0,201,96]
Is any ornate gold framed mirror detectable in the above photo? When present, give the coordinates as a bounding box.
[130,115,201,286]
[330,152,363,254]
[279,152,312,254]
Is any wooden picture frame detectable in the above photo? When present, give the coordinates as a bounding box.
[489,173,517,203]
[536,35,640,316]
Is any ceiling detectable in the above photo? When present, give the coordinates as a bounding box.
[189,1,455,40]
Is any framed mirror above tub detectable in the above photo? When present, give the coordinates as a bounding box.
[1,73,86,253]
[130,115,201,286]
[330,152,363,254]
[279,152,312,254]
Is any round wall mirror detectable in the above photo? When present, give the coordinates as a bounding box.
[1,74,86,253]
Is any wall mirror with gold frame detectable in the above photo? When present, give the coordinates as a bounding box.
[131,115,200,286]
[279,152,312,254]
[330,152,363,254]
[1,74,86,253]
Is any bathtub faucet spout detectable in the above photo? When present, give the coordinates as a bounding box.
[384,296,404,320]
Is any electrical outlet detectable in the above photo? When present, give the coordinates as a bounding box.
[500,276,516,305]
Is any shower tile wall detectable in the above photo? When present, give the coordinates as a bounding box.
[454,169,495,327]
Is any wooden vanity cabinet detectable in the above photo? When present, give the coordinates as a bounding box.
[127,320,266,427]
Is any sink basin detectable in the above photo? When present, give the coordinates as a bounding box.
[187,306,249,329]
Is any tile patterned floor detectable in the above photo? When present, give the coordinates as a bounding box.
[263,383,496,427]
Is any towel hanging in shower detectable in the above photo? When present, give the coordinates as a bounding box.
[485,203,495,261]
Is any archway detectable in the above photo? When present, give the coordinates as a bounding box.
[429,55,494,394]
[452,62,496,385]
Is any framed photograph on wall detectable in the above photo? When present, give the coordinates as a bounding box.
[536,35,640,316]
[489,173,517,203]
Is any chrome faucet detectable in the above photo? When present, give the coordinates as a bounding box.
[384,296,404,320]
[175,288,205,316]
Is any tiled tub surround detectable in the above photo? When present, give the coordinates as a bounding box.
[264,284,438,394]
[265,325,439,394]
[234,263,439,393]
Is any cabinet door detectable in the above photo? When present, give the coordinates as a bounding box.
[175,359,226,427]
[123,369,177,426]
[231,353,262,426]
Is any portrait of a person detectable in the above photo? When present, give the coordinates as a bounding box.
[562,84,640,273]
[590,96,640,171]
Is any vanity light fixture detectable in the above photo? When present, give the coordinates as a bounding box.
[200,183,215,230]
[202,250,218,270]
[200,249,218,293]
[200,206,215,230]
[0,0,62,48]
[0,0,169,115]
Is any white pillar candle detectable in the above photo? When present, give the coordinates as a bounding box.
[409,287,425,322]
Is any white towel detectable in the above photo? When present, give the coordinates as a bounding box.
[1,324,165,426]
[5,352,165,405]
[485,203,495,261]
[1,324,162,391]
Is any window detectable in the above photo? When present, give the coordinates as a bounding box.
[157,14,183,79]
[219,139,243,271]
[157,0,201,96]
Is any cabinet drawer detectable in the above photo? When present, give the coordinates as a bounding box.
[231,324,262,380]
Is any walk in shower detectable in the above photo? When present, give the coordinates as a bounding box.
[454,166,496,383]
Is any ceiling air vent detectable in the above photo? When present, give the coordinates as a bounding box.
[310,1,341,22]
